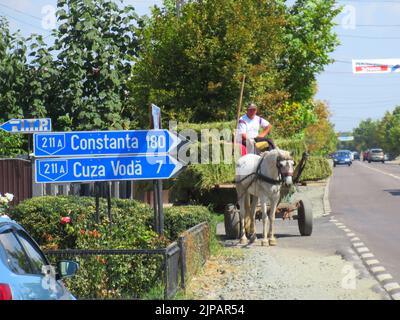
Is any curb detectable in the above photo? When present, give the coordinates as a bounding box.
[329,216,400,300]
[322,177,331,216]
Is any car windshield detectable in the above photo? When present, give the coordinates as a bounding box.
[371,149,383,153]
[337,152,350,157]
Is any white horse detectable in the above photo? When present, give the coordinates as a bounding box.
[235,149,295,246]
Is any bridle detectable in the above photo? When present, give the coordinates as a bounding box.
[235,153,294,201]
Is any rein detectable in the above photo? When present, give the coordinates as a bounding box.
[235,154,289,201]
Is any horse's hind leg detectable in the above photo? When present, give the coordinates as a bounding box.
[238,194,248,244]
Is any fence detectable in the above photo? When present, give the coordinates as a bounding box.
[0,158,32,205]
[0,157,170,206]
[45,222,210,299]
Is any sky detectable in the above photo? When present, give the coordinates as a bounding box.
[1,0,400,133]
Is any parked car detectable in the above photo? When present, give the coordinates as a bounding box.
[0,215,78,300]
[333,151,352,167]
[353,151,360,160]
[368,148,385,163]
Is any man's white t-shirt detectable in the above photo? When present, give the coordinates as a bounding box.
[237,115,270,142]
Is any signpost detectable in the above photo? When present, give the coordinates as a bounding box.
[338,136,354,142]
[1,118,52,133]
[31,106,187,236]
[35,155,184,183]
[33,130,182,157]
[150,104,164,236]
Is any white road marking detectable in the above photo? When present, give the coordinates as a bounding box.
[330,219,338,222]
[343,228,352,232]
[392,292,400,300]
[350,237,360,242]
[357,247,370,253]
[360,162,400,180]
[335,223,344,226]
[338,225,346,229]
[377,274,393,281]
[347,233,356,237]
[361,253,374,258]
[365,259,380,266]
[371,266,386,273]
[353,242,365,247]
[383,282,400,292]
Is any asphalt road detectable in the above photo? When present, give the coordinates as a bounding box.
[330,160,400,284]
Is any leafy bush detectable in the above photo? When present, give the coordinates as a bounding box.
[163,206,213,240]
[300,156,332,181]
[177,121,236,134]
[10,196,213,299]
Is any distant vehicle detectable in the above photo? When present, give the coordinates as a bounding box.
[337,149,354,161]
[368,148,385,163]
[333,151,352,167]
[384,154,389,161]
[0,215,78,300]
[352,152,360,160]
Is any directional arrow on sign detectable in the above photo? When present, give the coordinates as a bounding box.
[34,130,187,157]
[1,118,52,133]
[35,155,185,183]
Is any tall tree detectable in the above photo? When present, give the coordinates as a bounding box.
[304,100,337,155]
[129,0,340,130]
[50,0,140,130]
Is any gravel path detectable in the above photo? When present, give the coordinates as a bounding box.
[186,182,389,300]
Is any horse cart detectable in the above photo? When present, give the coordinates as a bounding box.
[224,152,313,240]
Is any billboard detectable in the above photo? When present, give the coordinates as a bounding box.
[352,59,400,74]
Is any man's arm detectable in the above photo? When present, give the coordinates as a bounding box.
[257,123,272,138]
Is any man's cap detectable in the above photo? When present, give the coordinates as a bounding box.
[247,103,257,110]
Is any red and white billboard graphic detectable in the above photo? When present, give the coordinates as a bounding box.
[352,59,400,74]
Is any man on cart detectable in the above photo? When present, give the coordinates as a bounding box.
[236,103,276,156]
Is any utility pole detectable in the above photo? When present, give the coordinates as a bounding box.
[176,0,185,16]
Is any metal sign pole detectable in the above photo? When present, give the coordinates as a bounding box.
[150,103,164,236]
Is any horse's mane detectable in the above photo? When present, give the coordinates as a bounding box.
[262,148,292,162]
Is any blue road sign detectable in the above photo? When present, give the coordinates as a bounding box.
[34,130,183,157]
[35,155,185,183]
[1,118,51,133]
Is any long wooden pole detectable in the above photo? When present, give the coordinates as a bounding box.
[236,75,246,127]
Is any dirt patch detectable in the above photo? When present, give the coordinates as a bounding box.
[186,245,388,300]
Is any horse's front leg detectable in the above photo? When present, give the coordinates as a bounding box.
[238,194,248,244]
[268,195,279,246]
[248,195,258,243]
[260,195,269,246]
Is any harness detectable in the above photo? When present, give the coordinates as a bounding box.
[235,154,292,201]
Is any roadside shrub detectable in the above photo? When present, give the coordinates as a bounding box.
[300,156,332,181]
[163,206,213,240]
[10,196,213,299]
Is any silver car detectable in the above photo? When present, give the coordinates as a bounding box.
[368,148,385,163]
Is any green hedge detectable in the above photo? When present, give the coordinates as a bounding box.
[10,196,213,299]
[170,155,332,207]
[300,156,332,181]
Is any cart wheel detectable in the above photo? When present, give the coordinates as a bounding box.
[297,199,313,236]
[224,204,241,239]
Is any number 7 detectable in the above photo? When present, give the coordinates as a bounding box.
[156,160,163,174]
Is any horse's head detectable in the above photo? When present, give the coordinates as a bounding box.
[276,151,295,186]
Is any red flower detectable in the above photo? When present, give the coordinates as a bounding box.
[60,217,71,225]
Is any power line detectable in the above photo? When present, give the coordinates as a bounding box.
[339,34,400,40]
[0,9,50,35]
[0,2,42,21]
